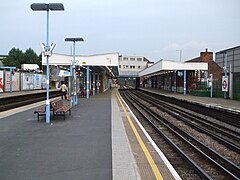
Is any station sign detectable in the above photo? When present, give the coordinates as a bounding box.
[222,76,228,92]
[177,71,183,76]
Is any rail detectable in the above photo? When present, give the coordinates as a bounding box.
[120,89,240,179]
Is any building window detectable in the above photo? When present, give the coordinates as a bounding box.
[137,58,142,61]
[123,57,128,61]
[130,58,135,61]
[138,66,141,68]
[119,65,121,68]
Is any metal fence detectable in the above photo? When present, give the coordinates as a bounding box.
[233,74,240,100]
[194,79,240,100]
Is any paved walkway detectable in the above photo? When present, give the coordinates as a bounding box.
[0,88,180,180]
[0,91,112,180]
[111,89,140,179]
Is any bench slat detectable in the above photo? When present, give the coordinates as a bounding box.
[34,99,72,121]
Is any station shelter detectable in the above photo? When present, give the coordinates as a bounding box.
[138,60,208,95]
[42,53,119,98]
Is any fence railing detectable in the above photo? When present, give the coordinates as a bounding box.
[190,80,240,100]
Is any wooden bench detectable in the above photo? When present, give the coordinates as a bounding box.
[34,100,72,121]
[34,106,46,121]
[51,100,72,120]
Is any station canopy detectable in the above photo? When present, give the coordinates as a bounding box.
[42,52,119,77]
[138,59,208,77]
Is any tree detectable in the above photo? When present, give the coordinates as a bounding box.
[2,48,41,69]
[2,48,24,68]
[24,48,39,64]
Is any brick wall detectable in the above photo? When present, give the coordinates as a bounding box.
[200,49,213,63]
[200,49,222,80]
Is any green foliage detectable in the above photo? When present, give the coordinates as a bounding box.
[189,89,210,97]
[3,48,24,68]
[24,48,39,64]
[2,48,41,69]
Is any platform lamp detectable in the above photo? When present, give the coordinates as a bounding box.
[176,49,182,62]
[31,3,64,124]
[65,37,84,106]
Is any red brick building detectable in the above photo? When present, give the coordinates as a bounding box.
[186,49,222,81]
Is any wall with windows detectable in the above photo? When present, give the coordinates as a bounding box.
[215,46,240,100]
[215,46,240,73]
[118,55,150,76]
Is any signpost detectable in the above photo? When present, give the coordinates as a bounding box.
[209,74,213,98]
[222,76,228,92]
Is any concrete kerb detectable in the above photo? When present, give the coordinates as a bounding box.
[111,88,141,180]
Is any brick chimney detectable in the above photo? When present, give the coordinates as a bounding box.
[200,48,213,63]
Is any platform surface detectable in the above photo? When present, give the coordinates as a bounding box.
[0,88,180,180]
[0,92,112,180]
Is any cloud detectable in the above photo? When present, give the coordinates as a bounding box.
[149,40,208,61]
[161,40,207,53]
[182,40,208,50]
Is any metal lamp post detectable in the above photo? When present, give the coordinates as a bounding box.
[65,38,84,106]
[176,49,182,62]
[31,3,64,124]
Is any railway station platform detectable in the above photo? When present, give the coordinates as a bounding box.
[0,89,59,99]
[139,87,240,113]
[0,88,180,180]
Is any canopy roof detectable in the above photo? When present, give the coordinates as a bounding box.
[42,52,119,76]
[138,59,208,77]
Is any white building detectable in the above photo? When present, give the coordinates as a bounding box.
[118,55,152,77]
[21,64,40,71]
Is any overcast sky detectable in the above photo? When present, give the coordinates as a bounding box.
[1,0,240,62]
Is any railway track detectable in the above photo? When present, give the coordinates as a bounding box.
[119,89,240,180]
[141,90,240,128]
[133,90,240,152]
[0,90,62,112]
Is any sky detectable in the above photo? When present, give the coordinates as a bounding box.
[1,0,240,62]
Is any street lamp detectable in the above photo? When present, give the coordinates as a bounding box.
[31,3,64,124]
[65,37,84,106]
[176,49,182,62]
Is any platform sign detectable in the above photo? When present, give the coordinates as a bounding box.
[4,71,20,92]
[22,73,34,90]
[34,74,42,89]
[222,76,228,92]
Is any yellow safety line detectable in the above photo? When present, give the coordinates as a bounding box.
[116,92,163,180]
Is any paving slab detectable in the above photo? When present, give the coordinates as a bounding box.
[0,92,112,180]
